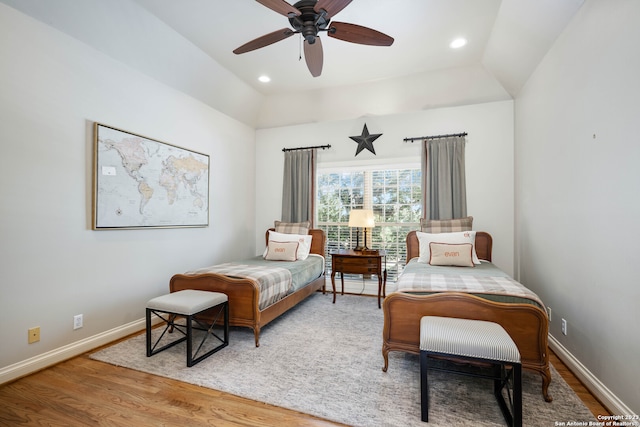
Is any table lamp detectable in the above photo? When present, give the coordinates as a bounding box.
[348,209,375,251]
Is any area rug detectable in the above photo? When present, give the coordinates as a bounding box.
[92,293,596,427]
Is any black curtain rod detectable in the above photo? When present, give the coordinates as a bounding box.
[403,132,467,142]
[282,144,331,152]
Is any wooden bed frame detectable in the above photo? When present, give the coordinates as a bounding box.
[170,228,326,347]
[382,230,552,402]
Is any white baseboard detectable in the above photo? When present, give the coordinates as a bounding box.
[549,334,636,417]
[0,318,148,385]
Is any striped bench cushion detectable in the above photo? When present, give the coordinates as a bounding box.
[420,316,520,363]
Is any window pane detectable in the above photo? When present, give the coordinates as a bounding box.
[316,166,421,282]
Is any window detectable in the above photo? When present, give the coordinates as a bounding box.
[316,165,421,281]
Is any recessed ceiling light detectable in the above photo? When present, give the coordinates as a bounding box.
[258,75,271,83]
[450,38,467,49]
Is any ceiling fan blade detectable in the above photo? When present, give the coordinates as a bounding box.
[328,21,394,46]
[314,0,352,18]
[233,28,295,54]
[255,0,301,17]
[304,37,323,77]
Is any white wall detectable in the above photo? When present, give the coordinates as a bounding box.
[0,4,256,375]
[257,65,511,129]
[515,0,639,414]
[256,101,515,274]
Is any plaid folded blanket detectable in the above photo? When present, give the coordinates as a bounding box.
[186,263,293,310]
[397,272,545,308]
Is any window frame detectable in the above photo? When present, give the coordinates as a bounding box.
[315,160,421,283]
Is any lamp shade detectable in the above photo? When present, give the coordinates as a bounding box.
[348,209,375,228]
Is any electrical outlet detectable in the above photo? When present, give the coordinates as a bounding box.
[73,314,83,330]
[28,327,40,344]
[561,318,567,336]
[547,306,552,321]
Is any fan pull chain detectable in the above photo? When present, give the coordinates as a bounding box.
[298,34,302,61]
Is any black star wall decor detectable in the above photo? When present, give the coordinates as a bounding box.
[349,123,382,156]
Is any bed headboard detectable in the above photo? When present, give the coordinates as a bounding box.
[406,230,493,263]
[265,228,326,257]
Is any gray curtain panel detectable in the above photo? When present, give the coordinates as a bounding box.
[281,149,316,224]
[421,136,467,220]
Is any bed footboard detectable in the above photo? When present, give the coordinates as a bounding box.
[382,291,552,402]
[170,272,326,347]
[170,273,262,342]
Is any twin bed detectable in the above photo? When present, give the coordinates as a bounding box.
[382,230,552,402]
[168,224,551,401]
[169,228,326,347]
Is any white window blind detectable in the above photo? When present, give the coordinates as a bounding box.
[316,165,422,282]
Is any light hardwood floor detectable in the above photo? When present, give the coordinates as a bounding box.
[0,339,609,426]
[549,350,610,419]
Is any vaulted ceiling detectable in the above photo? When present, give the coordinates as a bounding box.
[2,0,584,128]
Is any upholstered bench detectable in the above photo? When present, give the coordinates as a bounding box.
[146,290,229,367]
[420,316,522,426]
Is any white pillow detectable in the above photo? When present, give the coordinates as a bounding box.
[416,231,480,265]
[263,230,312,260]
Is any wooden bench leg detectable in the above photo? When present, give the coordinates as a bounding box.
[514,364,522,427]
[494,363,522,427]
[420,350,429,422]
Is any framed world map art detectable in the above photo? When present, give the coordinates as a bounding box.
[92,123,210,230]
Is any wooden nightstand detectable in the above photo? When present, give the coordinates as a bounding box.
[330,249,387,308]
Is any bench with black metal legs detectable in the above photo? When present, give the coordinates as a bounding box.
[420,316,522,426]
[146,289,229,367]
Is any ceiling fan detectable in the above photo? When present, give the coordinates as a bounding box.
[233,0,394,77]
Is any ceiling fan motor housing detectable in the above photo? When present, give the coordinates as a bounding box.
[289,0,329,44]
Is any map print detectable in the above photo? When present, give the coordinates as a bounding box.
[94,124,209,229]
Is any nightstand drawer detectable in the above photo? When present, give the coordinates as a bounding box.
[334,257,379,267]
[332,256,380,275]
[338,264,380,274]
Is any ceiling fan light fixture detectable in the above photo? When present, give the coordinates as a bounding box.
[450,37,467,49]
